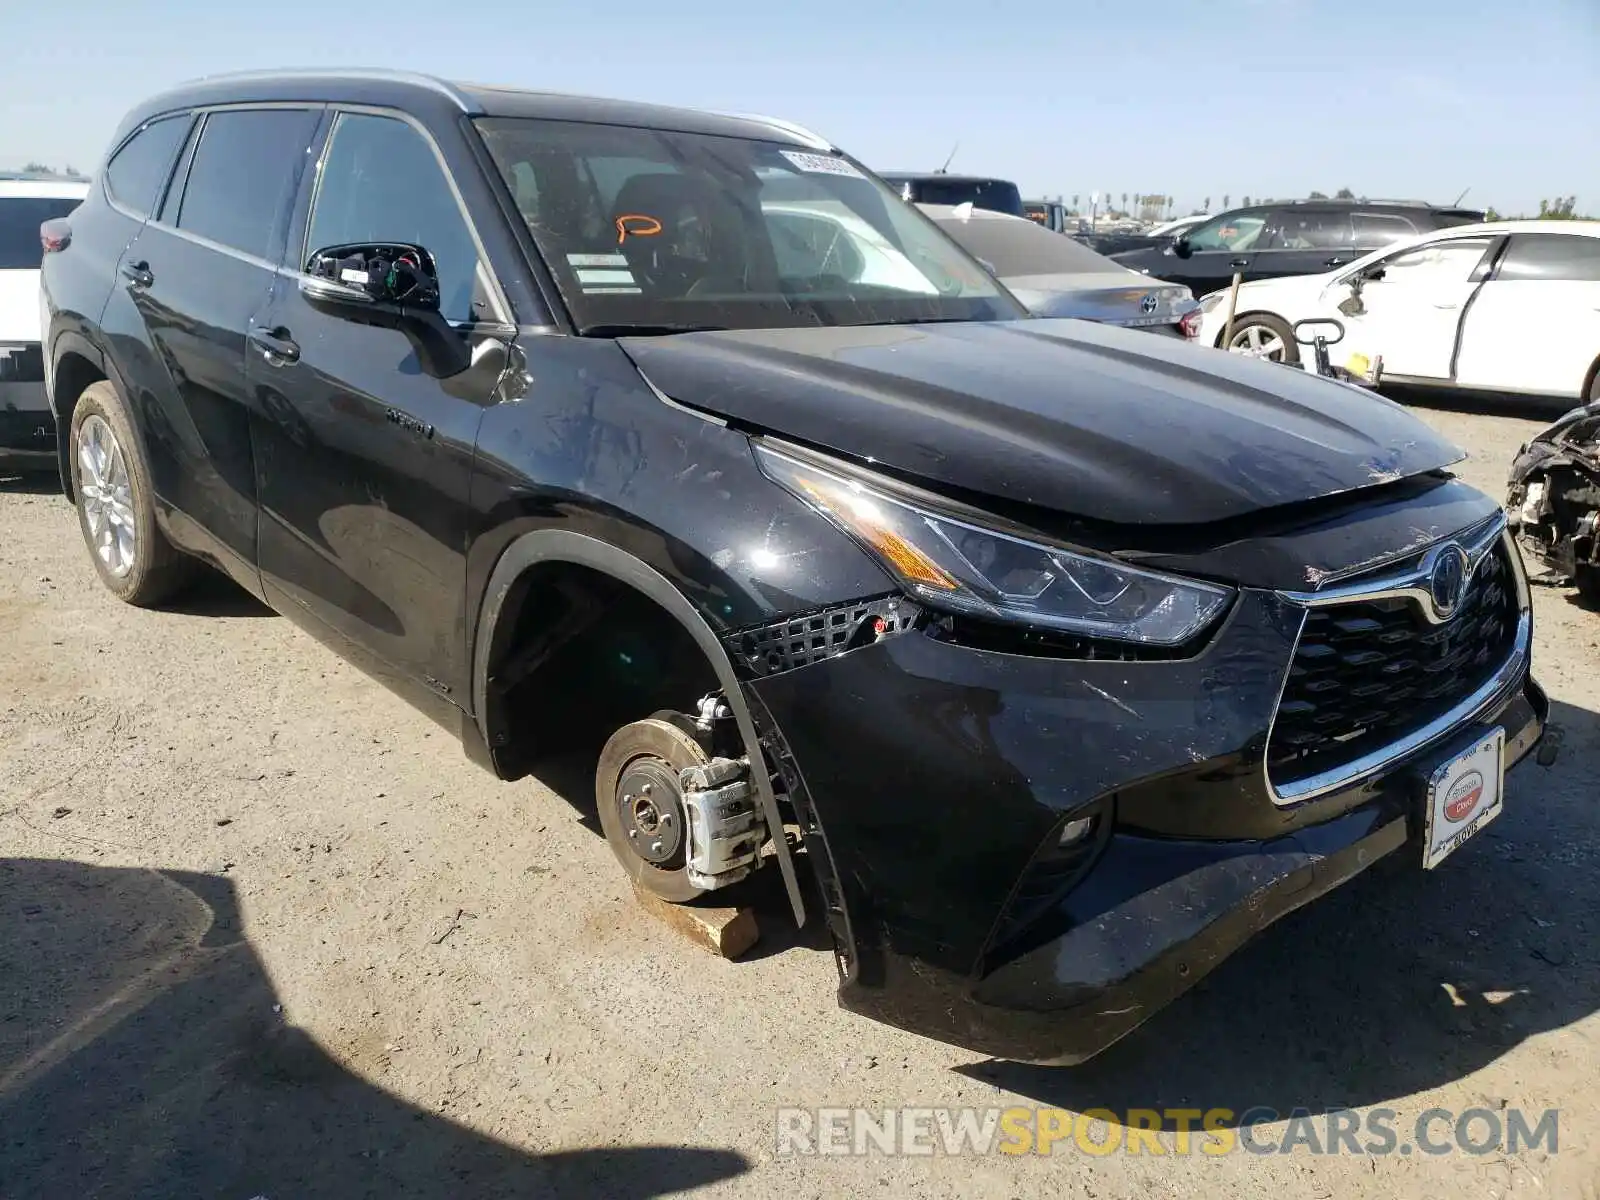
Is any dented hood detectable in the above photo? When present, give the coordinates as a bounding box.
[620,319,1464,526]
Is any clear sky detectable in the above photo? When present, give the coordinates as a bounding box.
[4,0,1596,216]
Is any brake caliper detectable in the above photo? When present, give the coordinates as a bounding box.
[678,756,764,891]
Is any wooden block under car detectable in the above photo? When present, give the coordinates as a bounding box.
[631,885,760,959]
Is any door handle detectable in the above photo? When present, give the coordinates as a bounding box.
[1323,257,1347,267]
[249,326,300,365]
[1432,302,1461,310]
[120,260,153,289]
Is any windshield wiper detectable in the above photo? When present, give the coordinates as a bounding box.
[582,322,729,338]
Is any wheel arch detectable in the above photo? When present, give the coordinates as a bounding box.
[471,528,806,925]
[1581,352,1600,403]
[47,332,111,501]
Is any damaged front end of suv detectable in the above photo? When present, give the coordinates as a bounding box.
[1508,400,1600,607]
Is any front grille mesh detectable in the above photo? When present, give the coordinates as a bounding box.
[727,596,919,677]
[1267,541,1521,791]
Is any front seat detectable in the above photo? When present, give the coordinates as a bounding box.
[609,172,752,298]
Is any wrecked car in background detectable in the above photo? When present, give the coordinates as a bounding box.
[41,70,1546,1065]
[1508,400,1600,606]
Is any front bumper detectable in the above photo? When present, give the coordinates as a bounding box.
[749,583,1546,1064]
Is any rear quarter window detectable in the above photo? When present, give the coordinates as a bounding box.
[1352,211,1419,248]
[104,115,190,217]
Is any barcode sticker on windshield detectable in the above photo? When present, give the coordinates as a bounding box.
[780,151,864,179]
[568,253,629,268]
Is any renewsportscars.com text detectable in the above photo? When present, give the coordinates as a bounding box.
[775,1105,1560,1158]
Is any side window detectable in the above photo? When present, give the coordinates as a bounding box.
[306,113,485,324]
[1352,212,1418,248]
[1496,234,1600,283]
[1185,212,1269,252]
[103,115,190,217]
[1262,210,1351,250]
[175,109,319,260]
[1373,237,1495,283]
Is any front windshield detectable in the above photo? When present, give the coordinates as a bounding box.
[474,119,1022,334]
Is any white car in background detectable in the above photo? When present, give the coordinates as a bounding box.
[2,177,89,469]
[1197,220,1600,403]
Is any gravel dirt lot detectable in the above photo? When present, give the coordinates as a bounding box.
[2,398,1598,1199]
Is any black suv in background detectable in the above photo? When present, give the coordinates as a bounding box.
[40,71,1545,1065]
[1112,199,1485,295]
[877,171,1025,216]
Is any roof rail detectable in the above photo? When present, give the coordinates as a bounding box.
[1274,197,1453,208]
[714,111,832,150]
[173,67,480,112]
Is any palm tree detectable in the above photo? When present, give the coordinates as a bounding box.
[1222,194,1230,209]
[1203,196,1211,212]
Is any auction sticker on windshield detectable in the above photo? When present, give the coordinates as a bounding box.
[780,151,865,179]
[1422,729,1504,869]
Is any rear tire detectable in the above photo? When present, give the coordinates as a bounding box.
[1223,313,1300,366]
[595,717,711,903]
[68,381,195,606]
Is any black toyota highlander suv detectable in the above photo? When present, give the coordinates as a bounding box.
[39,70,1545,1064]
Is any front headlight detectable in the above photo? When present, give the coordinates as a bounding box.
[755,443,1233,647]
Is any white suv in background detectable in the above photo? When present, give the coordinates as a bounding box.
[2,177,89,470]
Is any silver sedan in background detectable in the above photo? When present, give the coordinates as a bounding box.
[922,202,1203,338]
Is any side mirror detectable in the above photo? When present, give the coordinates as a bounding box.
[1361,265,1387,283]
[975,257,998,276]
[299,243,470,378]
[301,243,442,310]
[1171,236,1194,260]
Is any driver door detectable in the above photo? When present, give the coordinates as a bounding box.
[1335,235,1498,381]
[1162,211,1271,294]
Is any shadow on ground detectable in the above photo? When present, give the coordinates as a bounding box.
[0,468,63,496]
[165,567,277,619]
[960,698,1600,1126]
[0,858,751,1198]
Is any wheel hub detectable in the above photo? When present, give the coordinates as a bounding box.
[615,758,685,865]
[77,414,137,578]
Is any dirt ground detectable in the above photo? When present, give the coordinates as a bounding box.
[2,397,1598,1199]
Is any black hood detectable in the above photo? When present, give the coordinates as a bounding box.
[619,319,1465,526]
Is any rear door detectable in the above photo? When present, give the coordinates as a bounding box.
[1455,232,1600,397]
[111,105,321,589]
[248,108,512,703]
[1339,235,1499,381]
[1249,208,1355,280]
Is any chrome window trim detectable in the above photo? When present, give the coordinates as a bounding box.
[1265,517,1530,806]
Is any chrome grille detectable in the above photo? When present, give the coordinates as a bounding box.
[1267,536,1523,796]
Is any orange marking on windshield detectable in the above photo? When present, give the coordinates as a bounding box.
[616,214,663,244]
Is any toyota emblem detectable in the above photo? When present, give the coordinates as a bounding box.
[1140,294,1159,315]
[1425,542,1471,620]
